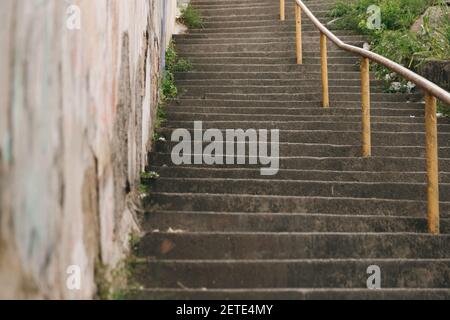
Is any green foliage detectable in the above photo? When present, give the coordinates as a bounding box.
[141,171,160,180]
[438,102,450,117]
[138,184,149,194]
[161,71,177,100]
[371,30,422,81]
[329,0,450,83]
[180,4,204,29]
[129,232,141,249]
[329,0,433,33]
[161,41,192,100]
[415,14,450,61]
[173,58,193,72]
[152,132,161,141]
[155,102,166,128]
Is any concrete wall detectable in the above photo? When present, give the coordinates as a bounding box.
[0,0,177,299]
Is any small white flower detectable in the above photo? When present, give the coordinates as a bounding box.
[389,82,402,92]
[406,81,416,93]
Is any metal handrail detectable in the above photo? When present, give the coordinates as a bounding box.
[295,0,450,105]
[280,0,448,234]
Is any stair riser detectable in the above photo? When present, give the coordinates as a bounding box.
[165,110,427,120]
[131,260,450,288]
[175,71,376,80]
[155,129,450,147]
[174,31,359,39]
[197,7,330,17]
[145,193,450,216]
[143,211,450,233]
[162,121,450,133]
[176,79,378,87]
[169,99,422,109]
[136,233,450,259]
[176,42,365,53]
[149,179,450,201]
[193,93,422,102]
[184,57,360,65]
[190,64,359,73]
[155,140,450,158]
[188,24,347,33]
[178,51,358,58]
[180,85,387,95]
[175,36,366,45]
[125,289,450,300]
[147,167,450,184]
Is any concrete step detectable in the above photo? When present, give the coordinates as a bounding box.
[183,56,361,65]
[180,84,385,95]
[188,64,360,73]
[197,7,331,18]
[125,288,450,300]
[135,232,450,259]
[174,70,377,80]
[175,41,365,53]
[147,178,450,202]
[154,139,450,158]
[176,78,384,87]
[178,50,358,58]
[165,113,431,125]
[174,30,359,40]
[161,120,450,133]
[154,128,450,147]
[146,166,450,184]
[165,107,428,118]
[144,193,450,217]
[131,259,450,288]
[141,210,450,233]
[182,92,422,102]
[187,24,344,33]
[174,35,366,45]
[168,99,423,109]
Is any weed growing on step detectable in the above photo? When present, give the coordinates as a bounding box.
[161,41,186,100]
[138,183,149,194]
[153,132,161,142]
[141,171,160,180]
[158,41,192,129]
[179,4,204,29]
[94,259,134,300]
[438,101,450,117]
[155,102,167,128]
[128,232,141,251]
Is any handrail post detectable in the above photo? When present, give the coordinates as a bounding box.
[361,57,371,157]
[320,32,329,108]
[295,3,302,64]
[425,93,440,234]
[280,0,285,21]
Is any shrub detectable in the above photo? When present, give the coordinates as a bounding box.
[329,0,450,84]
[161,41,192,100]
[180,4,204,29]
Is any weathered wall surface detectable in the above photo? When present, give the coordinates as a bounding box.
[0,0,176,299]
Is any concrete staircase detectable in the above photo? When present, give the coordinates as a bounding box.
[128,0,450,299]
